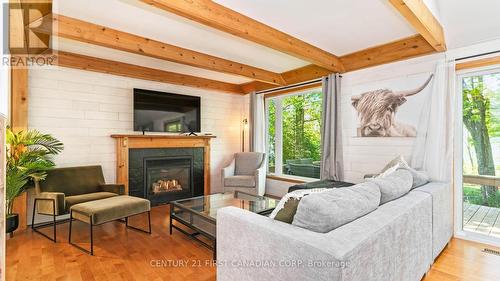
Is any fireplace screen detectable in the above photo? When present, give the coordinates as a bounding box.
[145,157,193,201]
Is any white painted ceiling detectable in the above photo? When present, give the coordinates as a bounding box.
[437,0,500,49]
[52,0,500,84]
[213,0,416,55]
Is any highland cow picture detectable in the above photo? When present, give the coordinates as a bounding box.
[351,73,434,137]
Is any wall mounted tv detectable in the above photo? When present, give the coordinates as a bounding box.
[133,89,201,133]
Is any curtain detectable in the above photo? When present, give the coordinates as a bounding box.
[320,73,344,181]
[411,59,456,182]
[249,92,266,153]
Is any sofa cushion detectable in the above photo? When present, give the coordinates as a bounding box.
[65,192,118,211]
[38,165,106,196]
[234,152,264,176]
[270,188,327,224]
[71,195,150,225]
[371,169,413,204]
[292,182,381,233]
[224,175,256,187]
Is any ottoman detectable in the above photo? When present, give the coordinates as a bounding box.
[69,195,151,255]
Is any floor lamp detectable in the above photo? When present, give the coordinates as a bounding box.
[242,118,248,152]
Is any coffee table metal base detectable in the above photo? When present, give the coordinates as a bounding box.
[169,204,216,259]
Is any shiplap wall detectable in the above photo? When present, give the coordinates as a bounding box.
[341,53,443,183]
[27,66,245,223]
[266,53,444,197]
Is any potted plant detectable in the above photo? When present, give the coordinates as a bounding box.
[5,128,63,235]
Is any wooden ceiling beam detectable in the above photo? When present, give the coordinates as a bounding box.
[388,0,446,51]
[55,51,244,95]
[33,14,285,85]
[240,35,436,94]
[340,34,435,72]
[140,0,345,72]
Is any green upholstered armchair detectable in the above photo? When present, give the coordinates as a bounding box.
[32,165,125,242]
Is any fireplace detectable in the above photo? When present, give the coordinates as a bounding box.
[145,157,193,204]
[128,147,204,206]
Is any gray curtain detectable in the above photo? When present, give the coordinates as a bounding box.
[320,73,344,181]
[249,92,266,153]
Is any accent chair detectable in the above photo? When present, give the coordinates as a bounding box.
[221,152,266,196]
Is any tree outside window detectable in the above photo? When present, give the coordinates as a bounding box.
[266,89,322,179]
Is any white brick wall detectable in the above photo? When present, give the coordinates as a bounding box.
[28,66,245,194]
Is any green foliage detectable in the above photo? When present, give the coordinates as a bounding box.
[5,128,63,215]
[463,184,500,208]
[282,91,322,163]
[462,74,499,206]
[267,90,322,173]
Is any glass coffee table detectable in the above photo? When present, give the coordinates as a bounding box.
[169,191,278,259]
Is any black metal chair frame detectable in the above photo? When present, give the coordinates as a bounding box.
[69,210,152,255]
[31,198,66,242]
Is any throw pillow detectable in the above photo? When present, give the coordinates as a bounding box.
[292,182,381,233]
[380,155,410,173]
[399,167,430,189]
[270,188,327,224]
[379,155,430,188]
[371,169,413,204]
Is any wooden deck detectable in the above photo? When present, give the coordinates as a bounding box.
[463,203,500,237]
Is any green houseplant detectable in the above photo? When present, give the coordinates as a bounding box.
[5,128,63,234]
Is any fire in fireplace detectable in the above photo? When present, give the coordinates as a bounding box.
[152,178,182,193]
[144,156,193,205]
[128,148,204,206]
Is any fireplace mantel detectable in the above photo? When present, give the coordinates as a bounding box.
[111,134,215,195]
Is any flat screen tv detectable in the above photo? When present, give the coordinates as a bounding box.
[133,89,201,133]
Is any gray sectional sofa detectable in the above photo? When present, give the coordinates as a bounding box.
[216,181,452,281]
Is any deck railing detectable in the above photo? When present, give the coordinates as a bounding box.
[463,174,500,187]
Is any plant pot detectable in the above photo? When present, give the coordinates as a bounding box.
[6,214,19,234]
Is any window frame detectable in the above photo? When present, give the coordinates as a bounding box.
[454,64,500,247]
[264,86,323,181]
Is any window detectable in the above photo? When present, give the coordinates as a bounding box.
[266,88,323,179]
[457,67,500,241]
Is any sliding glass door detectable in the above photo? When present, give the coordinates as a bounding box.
[457,67,500,243]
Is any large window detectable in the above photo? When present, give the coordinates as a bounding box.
[457,68,500,241]
[266,88,323,179]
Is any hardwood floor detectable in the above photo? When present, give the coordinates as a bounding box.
[6,205,215,281]
[6,204,500,281]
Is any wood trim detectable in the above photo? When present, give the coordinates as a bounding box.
[33,14,284,85]
[463,174,500,187]
[110,134,216,139]
[455,55,500,71]
[140,0,345,72]
[240,35,436,94]
[10,67,29,231]
[281,65,331,85]
[388,0,446,51]
[264,82,322,99]
[266,175,307,184]
[340,34,436,72]
[111,135,214,195]
[55,51,244,94]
